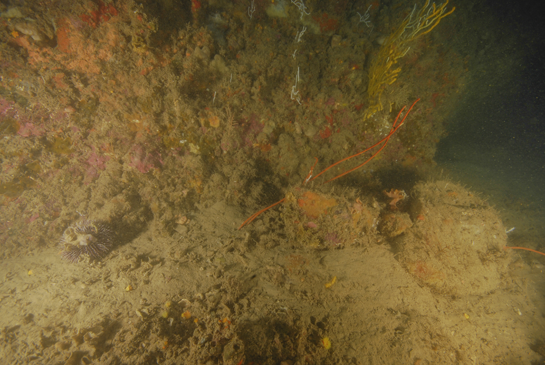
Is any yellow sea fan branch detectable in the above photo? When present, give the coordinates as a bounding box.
[364,0,454,120]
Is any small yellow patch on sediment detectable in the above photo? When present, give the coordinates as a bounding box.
[322,337,331,350]
[325,276,337,288]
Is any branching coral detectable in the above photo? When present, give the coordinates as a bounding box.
[365,0,455,119]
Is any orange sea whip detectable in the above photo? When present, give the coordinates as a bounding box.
[312,98,420,184]
[503,246,545,257]
[238,99,420,230]
[238,198,286,230]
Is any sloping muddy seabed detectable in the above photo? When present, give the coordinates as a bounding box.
[0,0,544,364]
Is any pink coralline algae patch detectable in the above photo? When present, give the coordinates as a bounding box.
[87,151,109,170]
[129,145,163,173]
[0,98,16,117]
[220,134,241,153]
[26,213,40,224]
[324,232,342,246]
[17,122,46,137]
[337,110,353,127]
[242,114,264,147]
[1,98,70,138]
[83,150,110,183]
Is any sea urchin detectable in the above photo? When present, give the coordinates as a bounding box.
[59,220,113,263]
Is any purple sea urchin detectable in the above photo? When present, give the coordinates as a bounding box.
[59,220,113,262]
